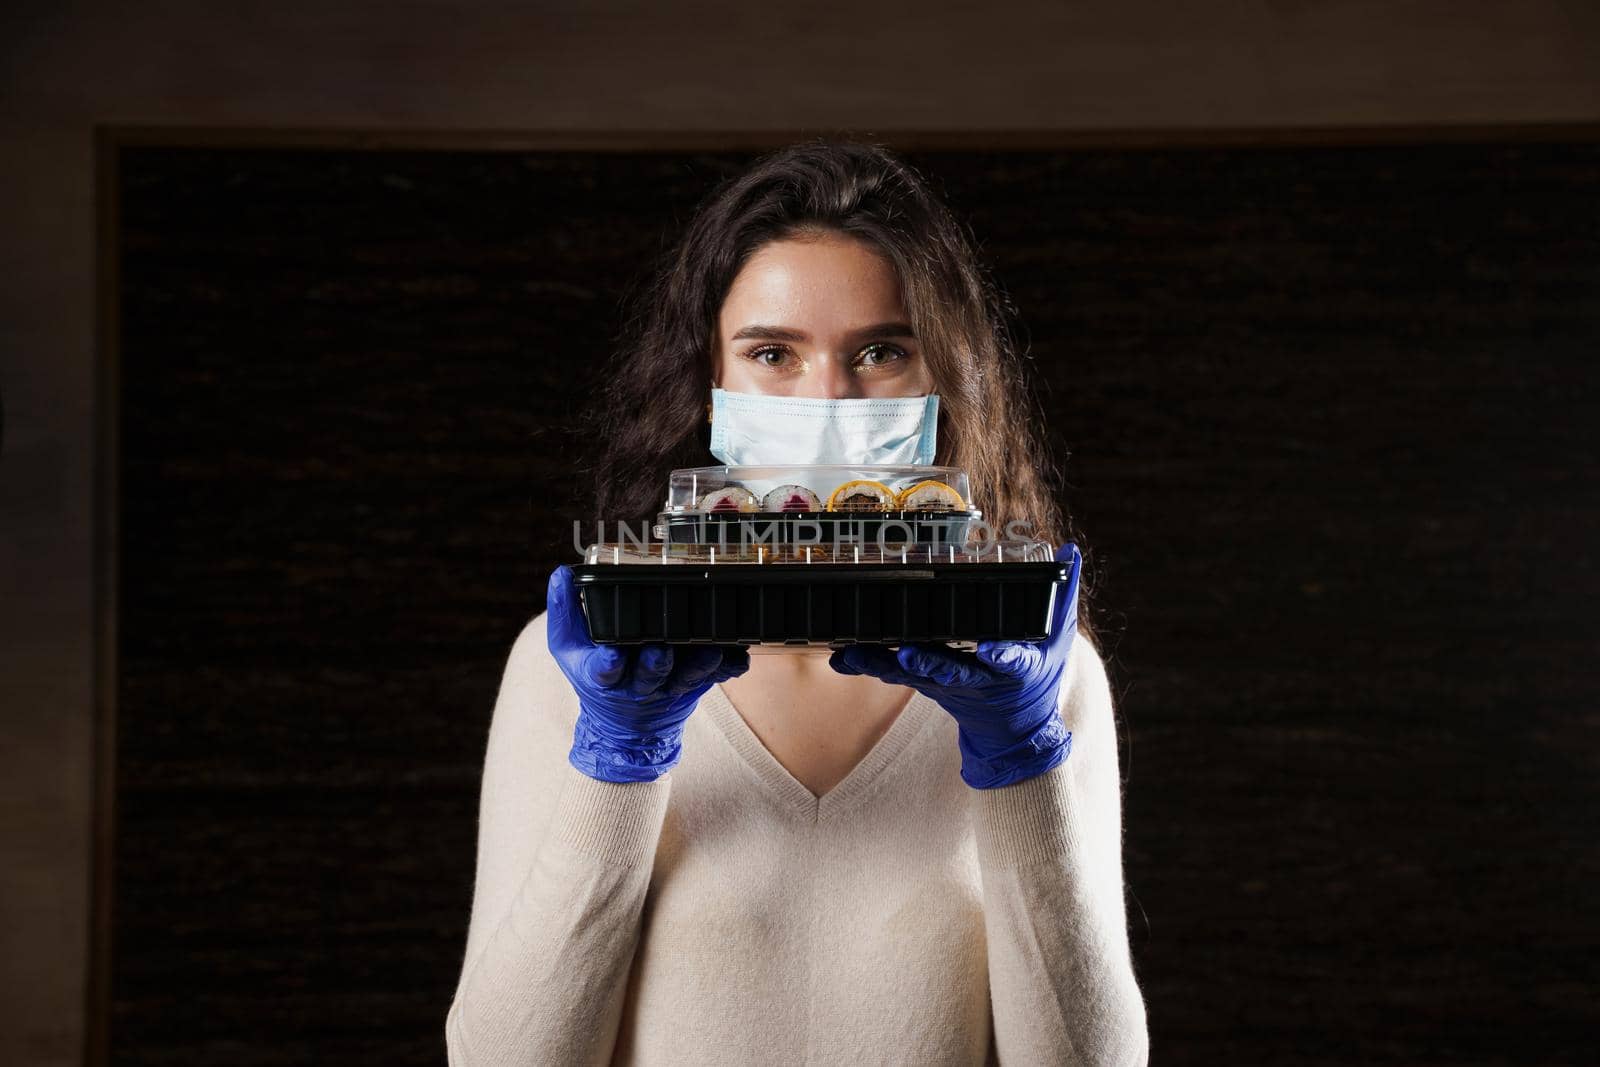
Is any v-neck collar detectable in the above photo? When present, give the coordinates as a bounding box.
[700,678,940,823]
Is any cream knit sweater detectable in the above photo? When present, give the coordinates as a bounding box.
[445,612,1149,1066]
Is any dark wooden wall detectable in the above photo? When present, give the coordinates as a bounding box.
[112,142,1599,1064]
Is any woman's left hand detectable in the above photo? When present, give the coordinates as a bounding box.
[829,541,1082,789]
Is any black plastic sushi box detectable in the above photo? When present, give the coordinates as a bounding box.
[572,464,1073,649]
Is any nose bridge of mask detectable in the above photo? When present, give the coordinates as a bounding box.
[708,388,940,467]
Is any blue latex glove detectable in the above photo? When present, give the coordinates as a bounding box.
[547,564,751,783]
[829,541,1082,789]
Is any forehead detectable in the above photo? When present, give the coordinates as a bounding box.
[720,235,905,325]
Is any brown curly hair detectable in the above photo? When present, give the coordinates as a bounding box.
[579,137,1096,643]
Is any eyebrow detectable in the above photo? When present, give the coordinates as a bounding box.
[729,321,916,343]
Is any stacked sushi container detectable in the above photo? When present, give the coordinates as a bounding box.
[573,464,1073,649]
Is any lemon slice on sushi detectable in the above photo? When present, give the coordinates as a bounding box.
[894,479,966,511]
[825,479,897,511]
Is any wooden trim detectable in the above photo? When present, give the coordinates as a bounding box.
[86,123,122,1067]
[95,121,1600,152]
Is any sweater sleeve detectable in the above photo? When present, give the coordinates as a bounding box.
[970,634,1150,1066]
[445,613,672,1067]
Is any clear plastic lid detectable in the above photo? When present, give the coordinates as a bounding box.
[580,540,1054,565]
[665,464,975,514]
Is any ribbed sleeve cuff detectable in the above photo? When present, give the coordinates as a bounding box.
[971,759,1083,869]
[549,761,673,868]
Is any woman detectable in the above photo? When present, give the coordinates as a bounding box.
[445,140,1149,1065]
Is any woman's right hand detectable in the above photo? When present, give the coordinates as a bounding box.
[546,564,750,783]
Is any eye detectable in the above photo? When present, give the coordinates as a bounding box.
[857,342,909,368]
[743,345,792,368]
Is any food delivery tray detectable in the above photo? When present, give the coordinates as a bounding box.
[571,547,1070,647]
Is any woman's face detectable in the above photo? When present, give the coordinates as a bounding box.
[712,232,935,398]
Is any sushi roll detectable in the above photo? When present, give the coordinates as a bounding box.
[825,479,896,511]
[761,484,822,513]
[696,486,760,512]
[894,479,966,511]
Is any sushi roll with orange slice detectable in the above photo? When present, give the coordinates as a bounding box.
[760,484,822,513]
[825,479,896,511]
[696,486,760,513]
[894,479,966,511]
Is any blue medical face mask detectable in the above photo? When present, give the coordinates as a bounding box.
[708,387,940,467]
